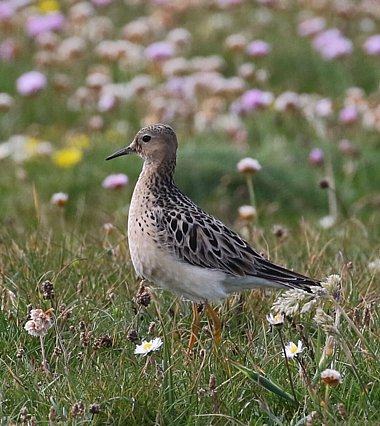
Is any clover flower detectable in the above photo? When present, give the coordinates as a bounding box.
[16,71,47,97]
[24,308,53,337]
[26,12,65,38]
[237,157,262,174]
[51,192,69,207]
[102,173,128,189]
[339,105,359,124]
[238,205,257,221]
[236,89,273,114]
[298,17,326,38]
[362,34,380,56]
[320,368,342,386]
[145,42,174,62]
[134,337,163,356]
[245,40,271,58]
[283,340,303,359]
[309,148,324,167]
[312,28,353,61]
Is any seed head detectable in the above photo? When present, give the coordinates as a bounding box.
[127,329,139,342]
[320,368,342,386]
[89,403,101,414]
[49,406,57,422]
[41,280,55,299]
[135,282,151,307]
[93,335,113,349]
[148,321,156,336]
[209,374,217,391]
[16,348,25,358]
[319,178,330,189]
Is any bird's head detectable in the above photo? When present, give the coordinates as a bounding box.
[106,123,178,164]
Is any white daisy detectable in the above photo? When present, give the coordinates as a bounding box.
[283,340,303,359]
[134,337,163,356]
[266,312,285,326]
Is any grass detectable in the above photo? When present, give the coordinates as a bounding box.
[1,205,379,424]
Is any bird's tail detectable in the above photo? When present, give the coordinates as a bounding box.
[225,257,320,293]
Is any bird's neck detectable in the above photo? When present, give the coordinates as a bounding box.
[140,158,176,188]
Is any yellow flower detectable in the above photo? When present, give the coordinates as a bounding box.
[52,147,82,168]
[67,133,91,150]
[38,0,60,13]
[26,137,40,155]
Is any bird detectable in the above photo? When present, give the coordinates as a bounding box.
[106,123,320,351]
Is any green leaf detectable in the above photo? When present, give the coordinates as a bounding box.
[230,360,297,405]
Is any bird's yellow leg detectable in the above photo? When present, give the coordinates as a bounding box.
[187,303,201,354]
[205,304,221,346]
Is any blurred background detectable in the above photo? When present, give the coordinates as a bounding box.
[0,0,379,234]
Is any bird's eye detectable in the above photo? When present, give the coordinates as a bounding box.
[142,135,151,142]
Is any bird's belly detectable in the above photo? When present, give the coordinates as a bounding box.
[128,229,227,303]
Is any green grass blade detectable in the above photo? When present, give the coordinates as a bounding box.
[230,360,297,405]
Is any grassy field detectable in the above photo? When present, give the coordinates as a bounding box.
[1,0,380,424]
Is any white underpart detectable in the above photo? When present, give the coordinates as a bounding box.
[128,226,228,303]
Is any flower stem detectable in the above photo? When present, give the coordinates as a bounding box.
[297,358,315,396]
[278,330,298,405]
[325,156,338,221]
[245,175,256,208]
[40,335,49,374]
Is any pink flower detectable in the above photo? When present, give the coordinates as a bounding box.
[0,39,18,62]
[102,173,128,189]
[233,89,273,114]
[145,42,174,61]
[314,97,333,118]
[362,34,380,56]
[298,17,326,37]
[245,40,271,58]
[309,148,324,167]
[216,0,243,9]
[338,139,358,157]
[16,71,47,97]
[237,157,262,174]
[339,105,358,124]
[98,92,118,112]
[26,13,65,38]
[51,192,69,207]
[91,0,113,5]
[0,3,15,22]
[312,29,353,60]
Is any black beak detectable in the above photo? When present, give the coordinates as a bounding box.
[105,146,134,161]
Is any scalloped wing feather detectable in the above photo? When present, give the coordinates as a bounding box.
[156,191,319,292]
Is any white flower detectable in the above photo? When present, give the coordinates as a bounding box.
[320,368,342,386]
[238,205,257,221]
[266,312,284,325]
[24,308,53,337]
[51,192,69,207]
[368,259,380,273]
[134,337,163,356]
[319,215,336,229]
[237,157,262,174]
[283,340,303,359]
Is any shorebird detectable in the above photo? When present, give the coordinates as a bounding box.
[106,124,320,350]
